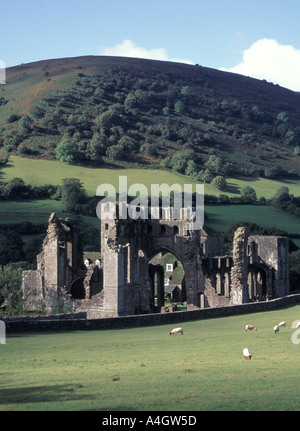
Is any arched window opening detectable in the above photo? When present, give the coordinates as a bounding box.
[149,251,186,313]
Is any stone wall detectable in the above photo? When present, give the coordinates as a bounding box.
[4,294,300,333]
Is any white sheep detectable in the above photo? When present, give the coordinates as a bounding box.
[170,327,184,335]
[245,324,257,331]
[243,348,252,360]
[295,322,300,329]
[273,325,280,334]
[277,321,286,327]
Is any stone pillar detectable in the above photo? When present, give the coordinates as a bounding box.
[230,227,249,305]
[224,272,230,297]
[102,239,135,317]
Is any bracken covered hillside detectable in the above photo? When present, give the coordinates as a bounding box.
[1,55,300,180]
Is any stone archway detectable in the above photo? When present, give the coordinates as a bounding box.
[100,214,204,317]
[248,265,268,300]
[149,248,186,312]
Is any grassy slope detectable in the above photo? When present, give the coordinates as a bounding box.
[1,156,195,196]
[2,155,300,198]
[1,305,300,411]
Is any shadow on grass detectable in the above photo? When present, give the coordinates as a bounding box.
[225,183,241,194]
[0,384,93,405]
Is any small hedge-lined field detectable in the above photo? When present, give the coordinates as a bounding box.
[1,304,300,411]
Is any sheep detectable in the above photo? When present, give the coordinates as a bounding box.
[245,324,257,331]
[243,348,252,360]
[170,327,184,335]
[273,325,280,334]
[296,322,300,329]
[277,321,286,327]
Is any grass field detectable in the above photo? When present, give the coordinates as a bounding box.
[1,156,300,247]
[1,156,195,197]
[2,156,300,198]
[1,305,300,411]
[205,204,300,235]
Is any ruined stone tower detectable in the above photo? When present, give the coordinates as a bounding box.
[22,213,86,310]
[100,205,205,317]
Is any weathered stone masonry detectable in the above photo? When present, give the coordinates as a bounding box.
[22,211,289,318]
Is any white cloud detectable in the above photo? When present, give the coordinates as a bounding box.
[221,38,300,92]
[99,39,194,65]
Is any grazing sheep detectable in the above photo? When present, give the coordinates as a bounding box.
[170,327,184,335]
[243,348,252,360]
[296,322,300,329]
[273,325,280,334]
[245,324,257,331]
[278,321,286,327]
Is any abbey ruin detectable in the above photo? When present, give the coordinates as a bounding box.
[22,210,290,318]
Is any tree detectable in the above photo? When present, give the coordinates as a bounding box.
[7,113,21,123]
[241,186,257,203]
[1,177,29,199]
[170,150,194,173]
[0,264,26,315]
[185,160,198,178]
[0,230,24,265]
[140,142,158,157]
[55,139,83,164]
[277,111,289,123]
[105,145,124,161]
[211,175,227,191]
[174,101,185,115]
[18,115,33,134]
[0,150,9,167]
[89,133,108,159]
[4,137,18,152]
[61,178,87,212]
[124,93,137,113]
[180,86,191,98]
[118,136,136,151]
[205,155,223,175]
[197,169,213,184]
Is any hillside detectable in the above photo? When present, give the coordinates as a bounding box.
[1,55,300,180]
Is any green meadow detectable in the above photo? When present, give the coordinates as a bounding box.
[205,204,300,235]
[1,304,300,411]
[1,156,300,245]
[1,156,195,197]
[2,156,300,198]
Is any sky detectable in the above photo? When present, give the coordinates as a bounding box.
[1,0,300,91]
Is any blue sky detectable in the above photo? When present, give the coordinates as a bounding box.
[1,0,300,90]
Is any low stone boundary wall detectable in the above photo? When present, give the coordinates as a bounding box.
[2,312,87,322]
[3,294,300,333]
